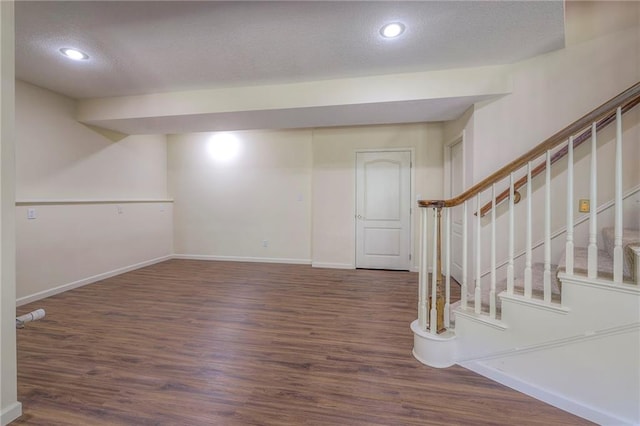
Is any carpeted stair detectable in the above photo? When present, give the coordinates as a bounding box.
[452,227,639,321]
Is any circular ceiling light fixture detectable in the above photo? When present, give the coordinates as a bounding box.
[380,22,405,39]
[59,47,89,61]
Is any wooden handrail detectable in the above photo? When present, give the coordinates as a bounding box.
[418,81,640,209]
[477,95,640,216]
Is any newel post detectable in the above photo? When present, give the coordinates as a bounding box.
[433,207,445,333]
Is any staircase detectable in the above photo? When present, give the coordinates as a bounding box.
[459,227,639,318]
[412,82,640,425]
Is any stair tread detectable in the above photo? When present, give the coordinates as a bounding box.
[601,227,639,279]
[467,262,558,304]
[557,247,613,277]
[449,229,639,324]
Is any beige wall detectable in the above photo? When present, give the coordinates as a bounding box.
[311,123,444,269]
[16,81,167,200]
[16,202,173,303]
[168,123,444,270]
[14,81,173,304]
[472,20,639,184]
[565,0,640,47]
[0,1,20,424]
[168,130,313,263]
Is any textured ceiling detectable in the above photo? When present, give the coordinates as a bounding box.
[15,1,565,100]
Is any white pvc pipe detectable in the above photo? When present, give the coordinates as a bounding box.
[16,309,46,328]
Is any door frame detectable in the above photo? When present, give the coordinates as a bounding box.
[444,130,466,199]
[444,131,466,283]
[354,148,415,270]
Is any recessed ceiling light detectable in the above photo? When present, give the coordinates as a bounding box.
[380,22,405,39]
[59,48,89,61]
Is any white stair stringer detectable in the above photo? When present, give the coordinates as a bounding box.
[451,273,640,426]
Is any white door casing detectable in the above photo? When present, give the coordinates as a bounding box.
[356,151,411,270]
[445,136,464,283]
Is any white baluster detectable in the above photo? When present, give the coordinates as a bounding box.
[490,184,497,318]
[544,150,552,303]
[430,208,438,333]
[507,172,515,294]
[475,194,482,314]
[613,107,623,282]
[588,122,598,278]
[524,162,533,298]
[419,208,428,330]
[566,137,574,276]
[462,200,468,310]
[444,208,451,328]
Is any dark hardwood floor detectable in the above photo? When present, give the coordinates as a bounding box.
[15,260,590,425]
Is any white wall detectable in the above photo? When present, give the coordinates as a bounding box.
[0,2,21,424]
[168,129,312,263]
[14,81,172,304]
[311,123,444,270]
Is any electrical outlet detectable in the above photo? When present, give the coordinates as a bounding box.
[262,240,268,248]
[579,199,590,213]
[116,205,123,214]
[27,208,36,220]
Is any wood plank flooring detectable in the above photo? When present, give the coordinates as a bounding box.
[15,260,591,425]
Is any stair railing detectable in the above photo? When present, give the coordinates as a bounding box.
[478,95,640,218]
[417,81,640,334]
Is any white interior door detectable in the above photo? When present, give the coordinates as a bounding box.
[448,139,464,283]
[356,151,411,270]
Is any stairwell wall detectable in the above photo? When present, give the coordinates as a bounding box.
[460,8,640,279]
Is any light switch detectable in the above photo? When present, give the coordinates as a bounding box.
[579,199,590,213]
[27,208,36,220]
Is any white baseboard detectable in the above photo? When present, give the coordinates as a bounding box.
[16,255,173,306]
[312,262,420,271]
[311,262,355,269]
[1,402,22,426]
[174,254,312,265]
[460,361,631,426]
